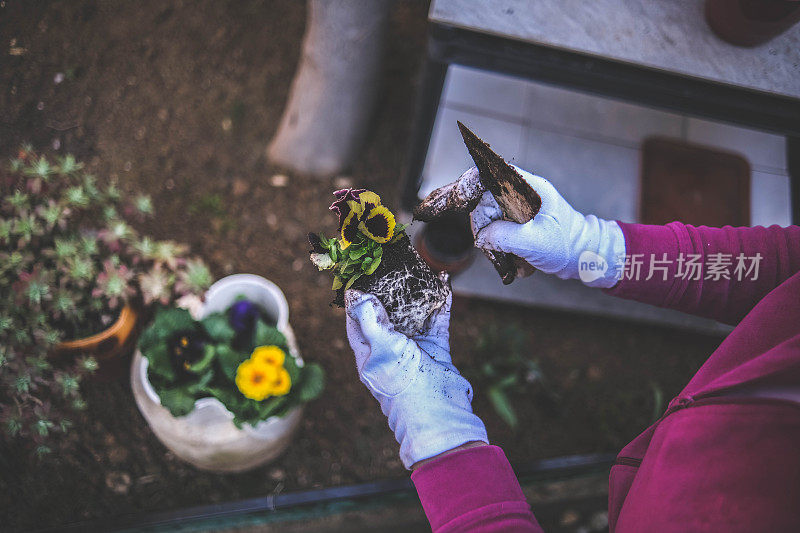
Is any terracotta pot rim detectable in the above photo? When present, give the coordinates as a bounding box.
[56,303,136,350]
[414,230,474,275]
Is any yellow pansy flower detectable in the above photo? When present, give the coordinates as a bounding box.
[339,206,362,249]
[358,205,395,243]
[235,358,279,401]
[251,345,285,367]
[271,367,292,396]
[330,189,395,248]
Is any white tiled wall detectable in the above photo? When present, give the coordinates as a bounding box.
[520,128,640,222]
[416,64,792,332]
[686,118,787,174]
[422,65,792,228]
[524,82,685,147]
[751,171,793,227]
[421,106,524,198]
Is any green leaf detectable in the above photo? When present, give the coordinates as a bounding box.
[495,373,519,390]
[188,369,214,394]
[373,247,382,258]
[349,247,367,260]
[283,352,301,384]
[137,324,161,353]
[297,363,325,402]
[487,386,517,428]
[188,344,216,373]
[650,382,664,424]
[344,273,362,290]
[160,307,196,332]
[254,319,286,348]
[255,396,288,419]
[389,229,406,244]
[200,313,235,343]
[206,386,246,414]
[269,398,299,420]
[140,307,196,352]
[216,344,248,380]
[143,343,175,381]
[364,255,381,275]
[332,276,343,290]
[360,258,372,271]
[158,386,197,417]
[329,245,339,263]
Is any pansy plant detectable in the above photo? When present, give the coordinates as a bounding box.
[310,189,408,291]
[139,299,324,426]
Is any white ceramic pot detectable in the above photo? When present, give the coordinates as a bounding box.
[131,274,303,473]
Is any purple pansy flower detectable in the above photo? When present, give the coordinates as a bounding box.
[329,189,391,249]
[228,299,261,335]
[168,329,207,378]
[329,188,367,231]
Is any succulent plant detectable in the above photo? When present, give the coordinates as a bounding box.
[0,148,213,453]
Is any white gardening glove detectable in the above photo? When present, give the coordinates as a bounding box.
[345,288,488,469]
[470,166,626,288]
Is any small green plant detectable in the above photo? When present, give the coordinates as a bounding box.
[189,192,226,218]
[309,188,407,290]
[189,192,236,234]
[139,300,324,426]
[0,148,212,452]
[469,324,556,429]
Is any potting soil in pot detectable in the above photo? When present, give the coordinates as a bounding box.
[330,234,449,337]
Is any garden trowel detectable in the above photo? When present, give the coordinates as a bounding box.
[413,122,541,284]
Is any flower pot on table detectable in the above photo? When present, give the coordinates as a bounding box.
[131,274,303,473]
[414,213,474,275]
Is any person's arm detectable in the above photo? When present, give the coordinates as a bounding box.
[412,444,542,533]
[345,288,541,532]
[605,222,800,325]
[465,165,800,324]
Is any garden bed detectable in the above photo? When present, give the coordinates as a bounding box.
[0,1,722,530]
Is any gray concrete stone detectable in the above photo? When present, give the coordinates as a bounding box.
[431,0,800,98]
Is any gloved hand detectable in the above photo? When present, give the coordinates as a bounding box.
[469,166,626,288]
[345,287,488,469]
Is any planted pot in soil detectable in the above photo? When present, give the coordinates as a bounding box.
[131,274,304,473]
[309,188,449,337]
[53,304,141,381]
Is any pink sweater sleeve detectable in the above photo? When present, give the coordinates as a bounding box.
[605,223,800,325]
[411,445,542,533]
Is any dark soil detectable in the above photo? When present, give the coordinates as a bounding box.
[57,298,121,340]
[0,1,723,530]
[330,234,447,336]
[357,235,446,332]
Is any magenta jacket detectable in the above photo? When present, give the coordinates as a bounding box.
[411,222,800,532]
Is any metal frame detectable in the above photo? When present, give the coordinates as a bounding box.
[403,23,800,224]
[50,453,615,532]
